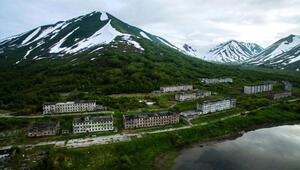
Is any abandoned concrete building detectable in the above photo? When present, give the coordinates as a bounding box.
[200,78,233,84]
[268,91,292,100]
[244,82,273,94]
[197,98,236,114]
[160,85,193,93]
[73,115,114,134]
[27,122,60,137]
[175,90,211,101]
[43,100,97,114]
[123,112,180,129]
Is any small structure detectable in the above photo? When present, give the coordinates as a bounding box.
[244,82,273,94]
[123,112,180,129]
[73,115,114,134]
[197,98,236,114]
[175,92,197,101]
[28,122,60,137]
[43,100,98,114]
[268,91,292,100]
[175,90,211,101]
[0,147,15,168]
[160,85,193,93]
[282,81,293,91]
[200,78,233,84]
[197,90,212,98]
[180,110,202,117]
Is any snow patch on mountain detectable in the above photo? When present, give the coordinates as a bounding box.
[122,35,144,51]
[140,32,152,41]
[22,27,41,45]
[31,23,64,43]
[100,12,108,21]
[65,20,123,53]
[50,27,80,53]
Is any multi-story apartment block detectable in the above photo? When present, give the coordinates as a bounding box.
[197,98,236,114]
[175,90,211,101]
[268,91,292,100]
[200,78,233,84]
[160,85,193,93]
[244,82,273,94]
[123,112,180,129]
[43,100,97,114]
[28,122,60,137]
[73,115,114,134]
[282,81,293,91]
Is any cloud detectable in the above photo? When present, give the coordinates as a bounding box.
[1,0,300,53]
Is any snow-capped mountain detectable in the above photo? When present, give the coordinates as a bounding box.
[246,34,300,71]
[0,11,177,65]
[202,40,264,63]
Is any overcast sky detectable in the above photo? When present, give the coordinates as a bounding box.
[1,0,300,52]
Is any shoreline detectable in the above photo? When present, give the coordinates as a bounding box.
[154,121,300,170]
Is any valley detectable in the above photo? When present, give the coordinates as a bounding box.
[0,10,300,170]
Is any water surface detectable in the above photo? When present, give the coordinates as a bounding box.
[172,125,300,170]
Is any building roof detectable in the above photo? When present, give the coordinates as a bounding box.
[123,112,179,121]
[29,122,59,131]
[44,100,96,105]
[201,98,235,104]
[244,81,273,87]
[160,84,193,88]
[73,115,113,124]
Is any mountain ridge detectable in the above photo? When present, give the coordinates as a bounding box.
[0,11,176,65]
[246,34,300,71]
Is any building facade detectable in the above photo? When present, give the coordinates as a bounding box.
[268,91,292,100]
[282,81,293,91]
[244,82,273,94]
[28,122,60,137]
[180,110,202,117]
[160,85,193,93]
[197,90,212,98]
[200,78,233,84]
[175,90,211,101]
[197,98,236,114]
[175,92,197,101]
[43,100,97,114]
[123,112,180,129]
[73,115,114,134]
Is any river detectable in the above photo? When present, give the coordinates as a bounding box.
[172,125,300,170]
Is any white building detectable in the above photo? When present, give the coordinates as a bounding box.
[160,85,193,93]
[200,78,233,84]
[244,82,273,94]
[73,115,114,134]
[197,98,236,114]
[175,90,211,101]
[43,100,97,114]
[175,93,197,101]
